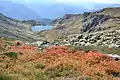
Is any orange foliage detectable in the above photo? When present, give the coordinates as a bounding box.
[4,44,120,79]
[9,45,38,53]
[38,46,120,80]
[9,44,39,61]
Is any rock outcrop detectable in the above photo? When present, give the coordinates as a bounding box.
[39,7,120,41]
[82,13,110,32]
[64,30,120,47]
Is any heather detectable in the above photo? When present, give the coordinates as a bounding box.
[0,39,120,80]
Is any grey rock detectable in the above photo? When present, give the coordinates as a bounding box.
[66,30,120,47]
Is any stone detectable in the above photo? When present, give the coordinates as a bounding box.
[108,44,120,48]
[35,41,44,46]
[77,34,83,39]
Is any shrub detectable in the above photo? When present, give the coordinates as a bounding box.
[68,45,120,55]
[0,73,12,80]
[93,46,120,55]
[68,45,94,53]
[44,66,76,78]
[3,52,18,59]
[85,77,92,80]
[35,72,48,80]
[35,63,45,69]
[79,46,94,52]
[35,66,79,80]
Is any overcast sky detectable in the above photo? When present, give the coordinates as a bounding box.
[4,0,120,4]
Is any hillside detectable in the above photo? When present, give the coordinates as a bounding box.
[0,39,119,80]
[39,7,120,41]
[0,13,40,41]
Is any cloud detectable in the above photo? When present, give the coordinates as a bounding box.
[88,0,120,4]
[53,0,120,4]
[8,0,120,4]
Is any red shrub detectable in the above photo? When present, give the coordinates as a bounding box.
[38,46,120,80]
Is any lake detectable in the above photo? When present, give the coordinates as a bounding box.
[32,25,53,31]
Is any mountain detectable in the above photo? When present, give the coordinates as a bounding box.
[0,1,52,25]
[38,18,52,25]
[0,13,40,41]
[38,7,120,41]
[0,1,41,20]
[27,3,87,19]
[27,2,120,19]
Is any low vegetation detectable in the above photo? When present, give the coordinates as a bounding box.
[0,38,120,80]
[3,52,18,59]
[68,45,120,55]
[35,63,45,69]
[35,66,80,80]
[0,73,12,80]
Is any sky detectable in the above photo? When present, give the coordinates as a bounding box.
[4,0,120,4]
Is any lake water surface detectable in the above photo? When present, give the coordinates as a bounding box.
[32,25,53,31]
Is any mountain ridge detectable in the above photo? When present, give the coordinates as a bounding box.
[0,1,52,25]
[38,7,120,41]
[27,2,120,19]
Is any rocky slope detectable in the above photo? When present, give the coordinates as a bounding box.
[0,13,40,41]
[39,7,120,42]
[65,30,120,47]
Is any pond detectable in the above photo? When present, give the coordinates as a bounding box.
[32,25,53,31]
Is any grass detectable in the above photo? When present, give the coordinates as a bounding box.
[35,66,80,80]
[68,45,120,55]
[35,72,48,80]
[0,73,12,80]
[35,63,45,69]
[0,38,120,80]
[68,45,94,53]
[3,52,18,59]
[85,77,92,80]
[44,66,73,78]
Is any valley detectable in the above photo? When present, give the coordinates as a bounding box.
[0,3,120,80]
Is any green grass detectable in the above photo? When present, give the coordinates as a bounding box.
[3,52,18,59]
[0,73,12,80]
[85,77,92,80]
[35,63,45,69]
[35,72,48,80]
[35,66,80,80]
[68,45,93,53]
[68,45,120,55]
